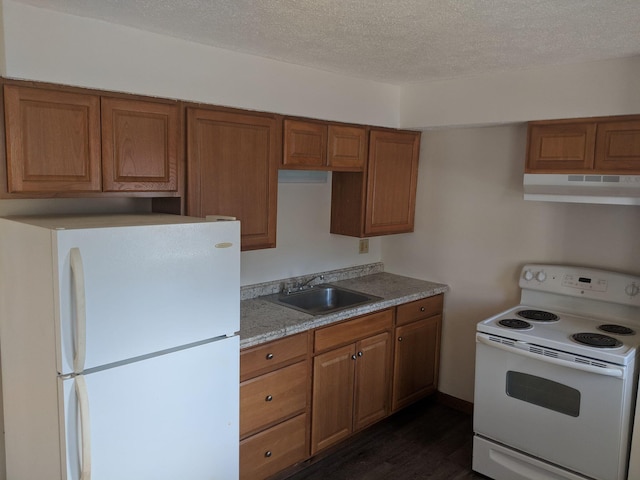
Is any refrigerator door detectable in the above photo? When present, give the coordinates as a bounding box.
[62,337,239,480]
[55,220,239,374]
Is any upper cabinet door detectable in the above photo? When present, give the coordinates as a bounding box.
[101,97,179,192]
[4,85,101,193]
[526,122,596,172]
[186,108,280,251]
[327,125,367,171]
[282,119,366,171]
[594,120,640,172]
[364,129,420,236]
[283,119,327,168]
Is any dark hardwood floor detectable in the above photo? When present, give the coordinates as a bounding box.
[282,397,487,480]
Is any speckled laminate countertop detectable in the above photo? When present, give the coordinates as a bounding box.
[240,271,448,348]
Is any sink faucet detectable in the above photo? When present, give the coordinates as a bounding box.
[284,275,325,294]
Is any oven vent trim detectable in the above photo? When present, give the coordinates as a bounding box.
[485,335,620,370]
[488,336,515,347]
[574,357,609,369]
[528,344,612,369]
[529,345,558,358]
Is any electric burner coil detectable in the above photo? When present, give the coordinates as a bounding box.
[598,324,636,336]
[517,309,559,322]
[498,319,532,330]
[572,332,623,348]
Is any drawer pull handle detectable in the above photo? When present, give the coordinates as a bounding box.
[265,395,273,402]
[398,337,403,342]
[420,307,426,312]
[266,353,274,360]
[265,451,272,458]
[351,354,357,360]
[357,351,363,357]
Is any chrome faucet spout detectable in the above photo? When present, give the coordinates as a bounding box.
[298,274,325,290]
[283,274,325,294]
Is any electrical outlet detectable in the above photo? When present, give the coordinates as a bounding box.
[359,239,369,254]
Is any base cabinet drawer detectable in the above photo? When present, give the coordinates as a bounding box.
[240,361,307,437]
[240,414,308,480]
[241,332,308,381]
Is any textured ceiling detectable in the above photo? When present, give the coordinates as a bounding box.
[11,0,640,84]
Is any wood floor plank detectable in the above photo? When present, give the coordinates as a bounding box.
[281,397,487,479]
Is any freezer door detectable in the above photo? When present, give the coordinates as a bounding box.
[55,221,240,374]
[62,337,239,480]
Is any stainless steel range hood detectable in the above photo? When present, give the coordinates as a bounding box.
[523,174,640,206]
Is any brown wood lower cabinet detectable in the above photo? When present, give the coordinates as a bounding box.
[240,414,307,480]
[392,295,443,412]
[392,315,441,411]
[311,343,356,453]
[240,361,307,438]
[239,333,310,480]
[353,332,392,430]
[240,294,444,479]
[310,310,393,455]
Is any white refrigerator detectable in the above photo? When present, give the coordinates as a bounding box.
[0,214,240,480]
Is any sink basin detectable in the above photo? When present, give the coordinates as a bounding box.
[266,284,382,315]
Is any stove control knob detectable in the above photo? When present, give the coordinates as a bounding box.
[625,283,640,297]
[536,271,547,282]
[523,270,534,281]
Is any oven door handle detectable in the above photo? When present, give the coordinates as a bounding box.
[477,335,625,378]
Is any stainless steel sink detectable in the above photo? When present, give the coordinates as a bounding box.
[266,284,382,315]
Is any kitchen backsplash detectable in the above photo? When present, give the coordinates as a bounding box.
[240,262,384,300]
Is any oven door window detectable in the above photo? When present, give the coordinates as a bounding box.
[506,371,581,417]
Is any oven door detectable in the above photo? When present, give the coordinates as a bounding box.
[473,333,633,480]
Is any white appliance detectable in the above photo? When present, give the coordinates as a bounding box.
[473,264,640,480]
[0,214,241,480]
[523,173,640,205]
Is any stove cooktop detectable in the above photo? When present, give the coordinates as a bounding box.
[477,305,640,365]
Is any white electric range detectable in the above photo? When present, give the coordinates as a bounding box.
[473,264,640,480]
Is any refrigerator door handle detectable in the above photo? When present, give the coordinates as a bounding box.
[75,375,92,480]
[70,247,87,374]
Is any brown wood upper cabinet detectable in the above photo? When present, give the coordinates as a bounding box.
[3,83,180,195]
[527,115,640,174]
[4,84,102,193]
[101,97,179,192]
[282,119,366,171]
[331,128,420,237]
[186,107,280,251]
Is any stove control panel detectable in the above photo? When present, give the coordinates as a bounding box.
[520,264,640,307]
[562,273,608,292]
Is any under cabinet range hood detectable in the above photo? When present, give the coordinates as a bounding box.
[523,174,640,205]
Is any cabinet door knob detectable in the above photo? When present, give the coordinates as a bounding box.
[266,353,274,360]
[398,337,403,342]
[351,354,357,360]
[420,307,425,312]
[265,451,272,458]
[357,351,363,357]
[265,395,273,402]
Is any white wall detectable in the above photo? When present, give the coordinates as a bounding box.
[2,0,399,127]
[241,176,382,286]
[382,124,640,402]
[400,56,640,128]
[0,0,390,287]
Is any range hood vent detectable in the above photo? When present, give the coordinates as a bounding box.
[523,174,640,206]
